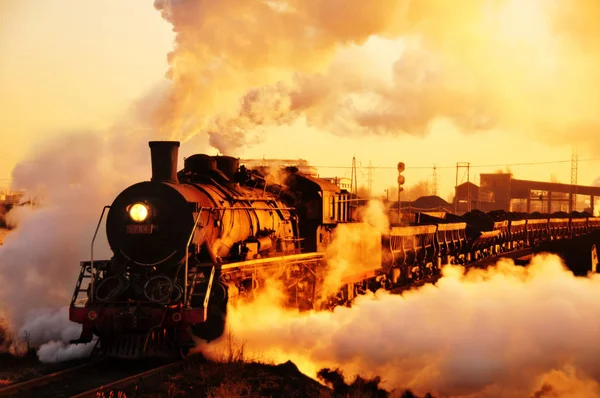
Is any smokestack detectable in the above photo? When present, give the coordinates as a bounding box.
[149,141,180,183]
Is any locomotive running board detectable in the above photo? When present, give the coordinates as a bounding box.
[220,252,324,271]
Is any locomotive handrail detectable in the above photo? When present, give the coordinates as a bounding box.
[184,207,204,307]
[89,205,110,304]
[203,266,216,319]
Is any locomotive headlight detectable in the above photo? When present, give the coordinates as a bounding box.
[129,203,149,222]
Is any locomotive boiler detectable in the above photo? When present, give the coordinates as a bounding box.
[69,141,348,357]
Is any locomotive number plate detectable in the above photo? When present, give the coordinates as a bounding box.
[126,224,153,234]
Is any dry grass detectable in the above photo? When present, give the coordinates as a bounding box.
[96,392,129,398]
[317,367,437,398]
[98,331,329,397]
[0,321,37,364]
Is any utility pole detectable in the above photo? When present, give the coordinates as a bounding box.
[432,164,439,196]
[367,160,373,198]
[455,162,471,213]
[570,147,578,213]
[350,156,357,197]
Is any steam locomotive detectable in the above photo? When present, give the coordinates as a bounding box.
[69,141,600,358]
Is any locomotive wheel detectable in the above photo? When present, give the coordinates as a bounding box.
[144,275,174,303]
[95,275,128,302]
[169,284,183,304]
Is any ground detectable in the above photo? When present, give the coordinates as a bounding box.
[0,347,91,387]
[97,355,431,398]
[0,349,433,397]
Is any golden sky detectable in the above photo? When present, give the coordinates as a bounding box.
[1,0,599,199]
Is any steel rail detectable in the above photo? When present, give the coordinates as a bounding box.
[0,360,102,396]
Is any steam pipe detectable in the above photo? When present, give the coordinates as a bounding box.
[149,141,180,183]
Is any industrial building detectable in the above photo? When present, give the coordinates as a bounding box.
[454,173,600,214]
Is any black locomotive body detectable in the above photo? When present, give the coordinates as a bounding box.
[69,141,351,357]
[69,141,600,358]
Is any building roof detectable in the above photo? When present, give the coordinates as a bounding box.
[511,179,600,196]
[456,181,479,188]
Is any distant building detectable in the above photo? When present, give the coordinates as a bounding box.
[453,173,600,214]
[321,177,351,191]
[454,182,495,213]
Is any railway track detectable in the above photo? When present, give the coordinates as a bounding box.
[0,358,183,398]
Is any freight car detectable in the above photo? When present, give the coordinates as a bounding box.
[350,210,600,293]
[69,141,600,358]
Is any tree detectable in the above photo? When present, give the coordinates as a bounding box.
[495,167,512,174]
[356,185,370,198]
[404,180,431,200]
[386,179,431,201]
[384,186,398,201]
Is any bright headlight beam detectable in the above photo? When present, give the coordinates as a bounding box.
[129,203,149,222]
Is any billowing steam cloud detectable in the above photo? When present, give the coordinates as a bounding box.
[152,0,404,153]
[203,254,600,398]
[0,124,166,359]
[321,200,389,298]
[154,0,600,154]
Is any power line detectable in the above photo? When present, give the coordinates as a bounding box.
[311,157,600,170]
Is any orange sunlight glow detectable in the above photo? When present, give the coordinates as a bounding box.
[4,0,600,377]
[197,201,600,397]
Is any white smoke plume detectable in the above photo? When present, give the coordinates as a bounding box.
[321,200,389,298]
[153,0,600,155]
[16,307,96,363]
[0,122,169,361]
[152,0,404,153]
[201,253,600,398]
